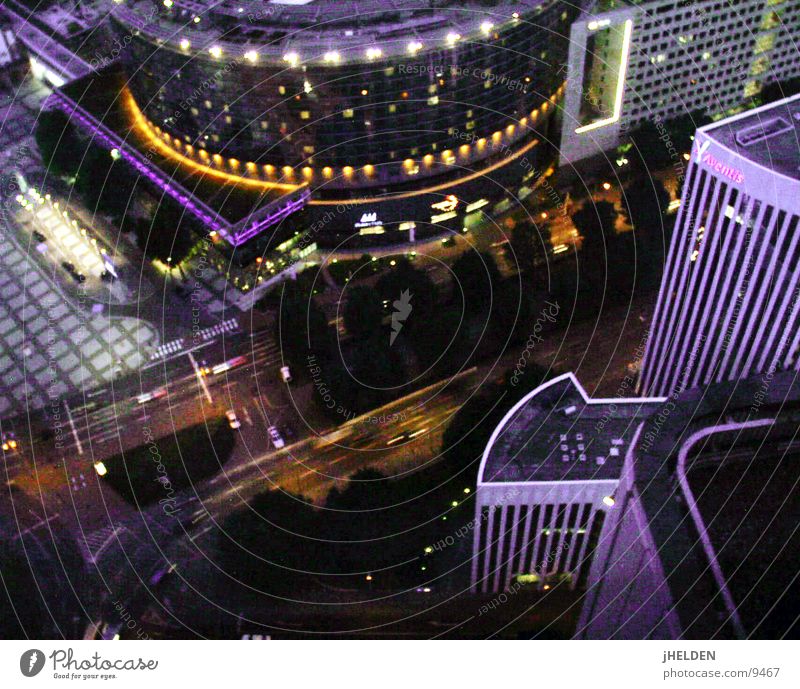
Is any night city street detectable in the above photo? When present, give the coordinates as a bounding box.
[1,0,799,684]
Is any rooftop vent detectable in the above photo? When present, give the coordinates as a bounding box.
[735,116,793,147]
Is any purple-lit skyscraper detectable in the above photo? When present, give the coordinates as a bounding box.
[640,94,800,397]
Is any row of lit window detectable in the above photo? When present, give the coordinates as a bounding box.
[141,86,562,183]
[180,17,518,65]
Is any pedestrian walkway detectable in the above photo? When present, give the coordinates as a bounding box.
[78,525,126,565]
[149,338,185,361]
[0,234,159,415]
[147,318,239,362]
[197,317,239,341]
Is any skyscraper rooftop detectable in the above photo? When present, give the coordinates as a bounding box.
[699,93,800,183]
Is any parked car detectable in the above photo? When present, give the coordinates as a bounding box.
[226,409,241,429]
[267,425,285,449]
[60,260,85,282]
[280,365,292,383]
[1,432,19,453]
[32,230,46,243]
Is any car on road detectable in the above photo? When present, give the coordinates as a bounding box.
[1,432,19,453]
[32,230,46,243]
[280,365,292,383]
[211,355,247,375]
[136,387,167,404]
[268,425,285,449]
[386,427,428,446]
[226,409,241,429]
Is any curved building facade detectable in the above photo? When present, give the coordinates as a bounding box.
[110,0,578,191]
[471,373,664,595]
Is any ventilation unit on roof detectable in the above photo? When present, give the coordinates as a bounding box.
[735,116,793,147]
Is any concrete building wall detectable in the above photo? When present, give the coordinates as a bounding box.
[576,435,680,639]
[470,480,616,593]
[559,0,800,166]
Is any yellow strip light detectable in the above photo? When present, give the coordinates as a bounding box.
[123,89,299,191]
[310,137,540,206]
[123,87,557,205]
[575,19,633,135]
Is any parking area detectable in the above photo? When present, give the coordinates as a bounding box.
[0,234,159,415]
[28,196,107,277]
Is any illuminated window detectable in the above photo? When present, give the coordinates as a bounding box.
[388,104,396,113]
[260,121,268,129]
[755,33,775,54]
[343,109,354,118]
[761,11,781,29]
[743,80,761,97]
[278,85,286,95]
[190,107,199,116]
[428,84,437,94]
[204,100,212,109]
[428,96,439,105]
[484,80,492,89]
[750,56,769,76]
[212,134,220,142]
[225,115,232,124]
[300,110,310,119]
[303,145,315,154]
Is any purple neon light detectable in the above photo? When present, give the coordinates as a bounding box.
[232,191,311,246]
[51,93,308,247]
